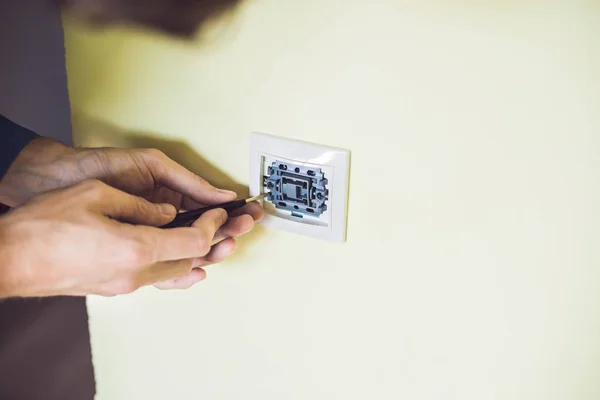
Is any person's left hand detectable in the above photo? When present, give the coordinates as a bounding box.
[0,137,264,289]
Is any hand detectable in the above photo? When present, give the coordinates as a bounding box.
[0,180,237,297]
[0,137,259,213]
[0,137,264,290]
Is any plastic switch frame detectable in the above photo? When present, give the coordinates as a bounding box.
[249,132,350,243]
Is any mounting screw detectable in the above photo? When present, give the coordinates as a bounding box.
[267,182,274,189]
[317,193,324,200]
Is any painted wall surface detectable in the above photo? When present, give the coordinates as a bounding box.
[64,1,599,399]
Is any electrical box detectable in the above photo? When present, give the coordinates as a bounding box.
[249,132,350,242]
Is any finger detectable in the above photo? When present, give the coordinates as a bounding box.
[179,196,207,212]
[146,186,185,210]
[181,197,265,222]
[190,207,231,243]
[155,238,236,290]
[142,258,194,287]
[140,149,238,205]
[191,237,238,268]
[83,180,176,226]
[133,208,229,264]
[202,237,237,265]
[153,268,206,290]
[212,214,254,244]
[229,201,265,222]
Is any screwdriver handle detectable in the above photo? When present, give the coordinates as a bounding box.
[160,199,246,229]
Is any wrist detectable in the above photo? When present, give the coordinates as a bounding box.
[0,137,75,207]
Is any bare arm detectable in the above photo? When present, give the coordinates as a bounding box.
[0,116,263,296]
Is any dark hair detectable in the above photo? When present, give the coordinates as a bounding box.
[55,0,243,36]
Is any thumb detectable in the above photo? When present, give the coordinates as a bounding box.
[84,180,176,226]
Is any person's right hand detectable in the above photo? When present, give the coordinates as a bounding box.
[0,179,234,298]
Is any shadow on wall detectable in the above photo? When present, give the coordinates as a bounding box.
[59,0,246,38]
[71,112,266,264]
[63,0,247,111]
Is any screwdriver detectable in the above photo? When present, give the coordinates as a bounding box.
[159,193,267,229]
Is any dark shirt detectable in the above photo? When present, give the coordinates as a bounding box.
[0,114,95,400]
[0,114,39,178]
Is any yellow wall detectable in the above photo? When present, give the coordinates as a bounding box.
[64,1,600,399]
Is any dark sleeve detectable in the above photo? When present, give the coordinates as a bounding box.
[0,114,39,180]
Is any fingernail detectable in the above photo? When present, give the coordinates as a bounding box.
[158,203,176,216]
[217,189,237,197]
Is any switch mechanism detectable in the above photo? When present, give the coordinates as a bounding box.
[263,160,329,218]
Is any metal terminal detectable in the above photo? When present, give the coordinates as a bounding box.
[263,160,329,217]
[246,193,267,203]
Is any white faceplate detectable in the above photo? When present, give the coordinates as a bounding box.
[249,132,350,242]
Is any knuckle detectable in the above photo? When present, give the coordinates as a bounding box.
[88,151,110,173]
[99,279,138,296]
[80,179,107,198]
[205,208,226,225]
[192,172,209,186]
[199,240,211,257]
[193,231,212,256]
[138,148,168,177]
[141,148,165,160]
[153,282,170,291]
[100,289,118,297]
[214,208,228,227]
[132,197,150,216]
[123,241,154,266]
[117,279,139,295]
[82,178,104,190]
[173,262,192,280]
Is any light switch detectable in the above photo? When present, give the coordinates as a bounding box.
[249,132,350,242]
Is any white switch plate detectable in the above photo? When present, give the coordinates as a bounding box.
[249,132,350,242]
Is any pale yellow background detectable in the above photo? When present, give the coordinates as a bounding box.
[64,1,599,399]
